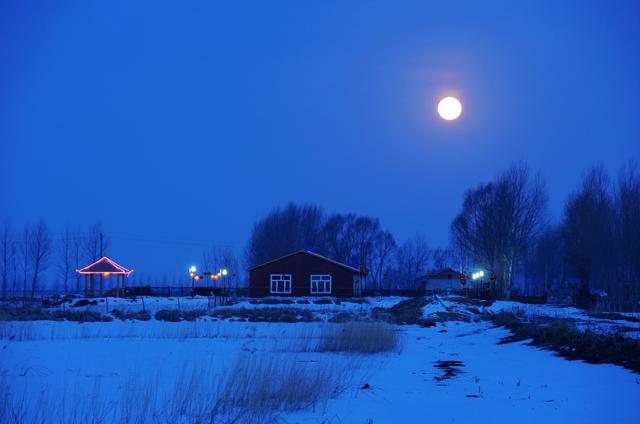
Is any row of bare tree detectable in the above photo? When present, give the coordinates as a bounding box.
[530,162,640,309]
[450,160,640,309]
[0,221,109,298]
[245,203,447,290]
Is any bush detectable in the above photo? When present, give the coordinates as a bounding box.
[328,311,359,323]
[71,299,98,308]
[249,298,296,305]
[372,297,435,327]
[111,309,151,321]
[52,310,112,322]
[155,310,182,322]
[211,307,316,323]
[0,306,54,321]
[316,321,400,353]
[182,309,207,321]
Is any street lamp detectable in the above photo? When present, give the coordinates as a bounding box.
[189,265,197,294]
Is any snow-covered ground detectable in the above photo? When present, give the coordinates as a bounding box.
[2,297,640,423]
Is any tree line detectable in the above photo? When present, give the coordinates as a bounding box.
[246,159,639,309]
[245,203,446,290]
[0,221,110,298]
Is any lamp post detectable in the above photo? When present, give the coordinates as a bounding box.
[189,265,197,295]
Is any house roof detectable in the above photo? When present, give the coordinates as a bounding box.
[76,257,134,275]
[419,267,461,281]
[248,249,360,273]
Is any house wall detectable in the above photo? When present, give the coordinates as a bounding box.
[249,252,355,297]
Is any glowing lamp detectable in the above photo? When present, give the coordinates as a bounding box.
[189,272,195,278]
[210,274,215,280]
[102,272,110,278]
[221,268,228,276]
[194,275,201,281]
[189,265,197,273]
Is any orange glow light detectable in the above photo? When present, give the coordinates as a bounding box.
[189,272,195,278]
[194,275,201,281]
[102,272,110,278]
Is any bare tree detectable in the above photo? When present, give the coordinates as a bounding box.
[451,162,547,298]
[561,165,614,307]
[84,222,110,263]
[369,230,396,289]
[58,228,73,293]
[1,220,14,299]
[28,219,52,298]
[245,203,325,267]
[21,226,30,297]
[613,160,640,309]
[391,234,431,289]
[72,229,83,292]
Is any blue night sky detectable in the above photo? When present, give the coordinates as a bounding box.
[1,1,639,279]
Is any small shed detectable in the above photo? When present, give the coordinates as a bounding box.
[76,256,134,297]
[248,250,359,297]
[419,268,463,292]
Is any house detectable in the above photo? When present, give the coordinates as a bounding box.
[419,268,463,292]
[248,250,360,297]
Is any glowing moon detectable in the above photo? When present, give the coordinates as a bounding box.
[437,96,462,121]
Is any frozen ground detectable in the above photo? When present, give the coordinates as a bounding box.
[1,297,639,423]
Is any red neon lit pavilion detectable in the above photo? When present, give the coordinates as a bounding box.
[76,257,134,297]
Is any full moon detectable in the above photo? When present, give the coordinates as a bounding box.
[437,96,462,121]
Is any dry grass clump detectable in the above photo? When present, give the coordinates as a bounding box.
[213,354,349,418]
[211,307,316,323]
[316,321,400,354]
[1,354,355,423]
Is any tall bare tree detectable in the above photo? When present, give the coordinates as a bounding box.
[245,203,325,267]
[1,220,14,299]
[561,165,614,307]
[58,228,73,293]
[369,230,396,289]
[391,233,431,289]
[451,162,547,298]
[28,219,52,298]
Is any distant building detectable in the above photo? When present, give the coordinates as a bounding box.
[248,250,360,297]
[419,268,463,292]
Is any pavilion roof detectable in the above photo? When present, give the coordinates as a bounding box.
[76,257,133,275]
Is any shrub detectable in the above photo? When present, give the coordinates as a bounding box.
[111,309,151,321]
[0,306,54,321]
[372,297,435,327]
[211,307,316,323]
[155,310,181,322]
[316,321,400,354]
[71,299,98,308]
[52,310,112,322]
[328,311,359,323]
[182,309,207,321]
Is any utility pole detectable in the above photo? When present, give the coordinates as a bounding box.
[99,232,103,296]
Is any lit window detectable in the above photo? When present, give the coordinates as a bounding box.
[270,274,292,294]
[310,274,332,294]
